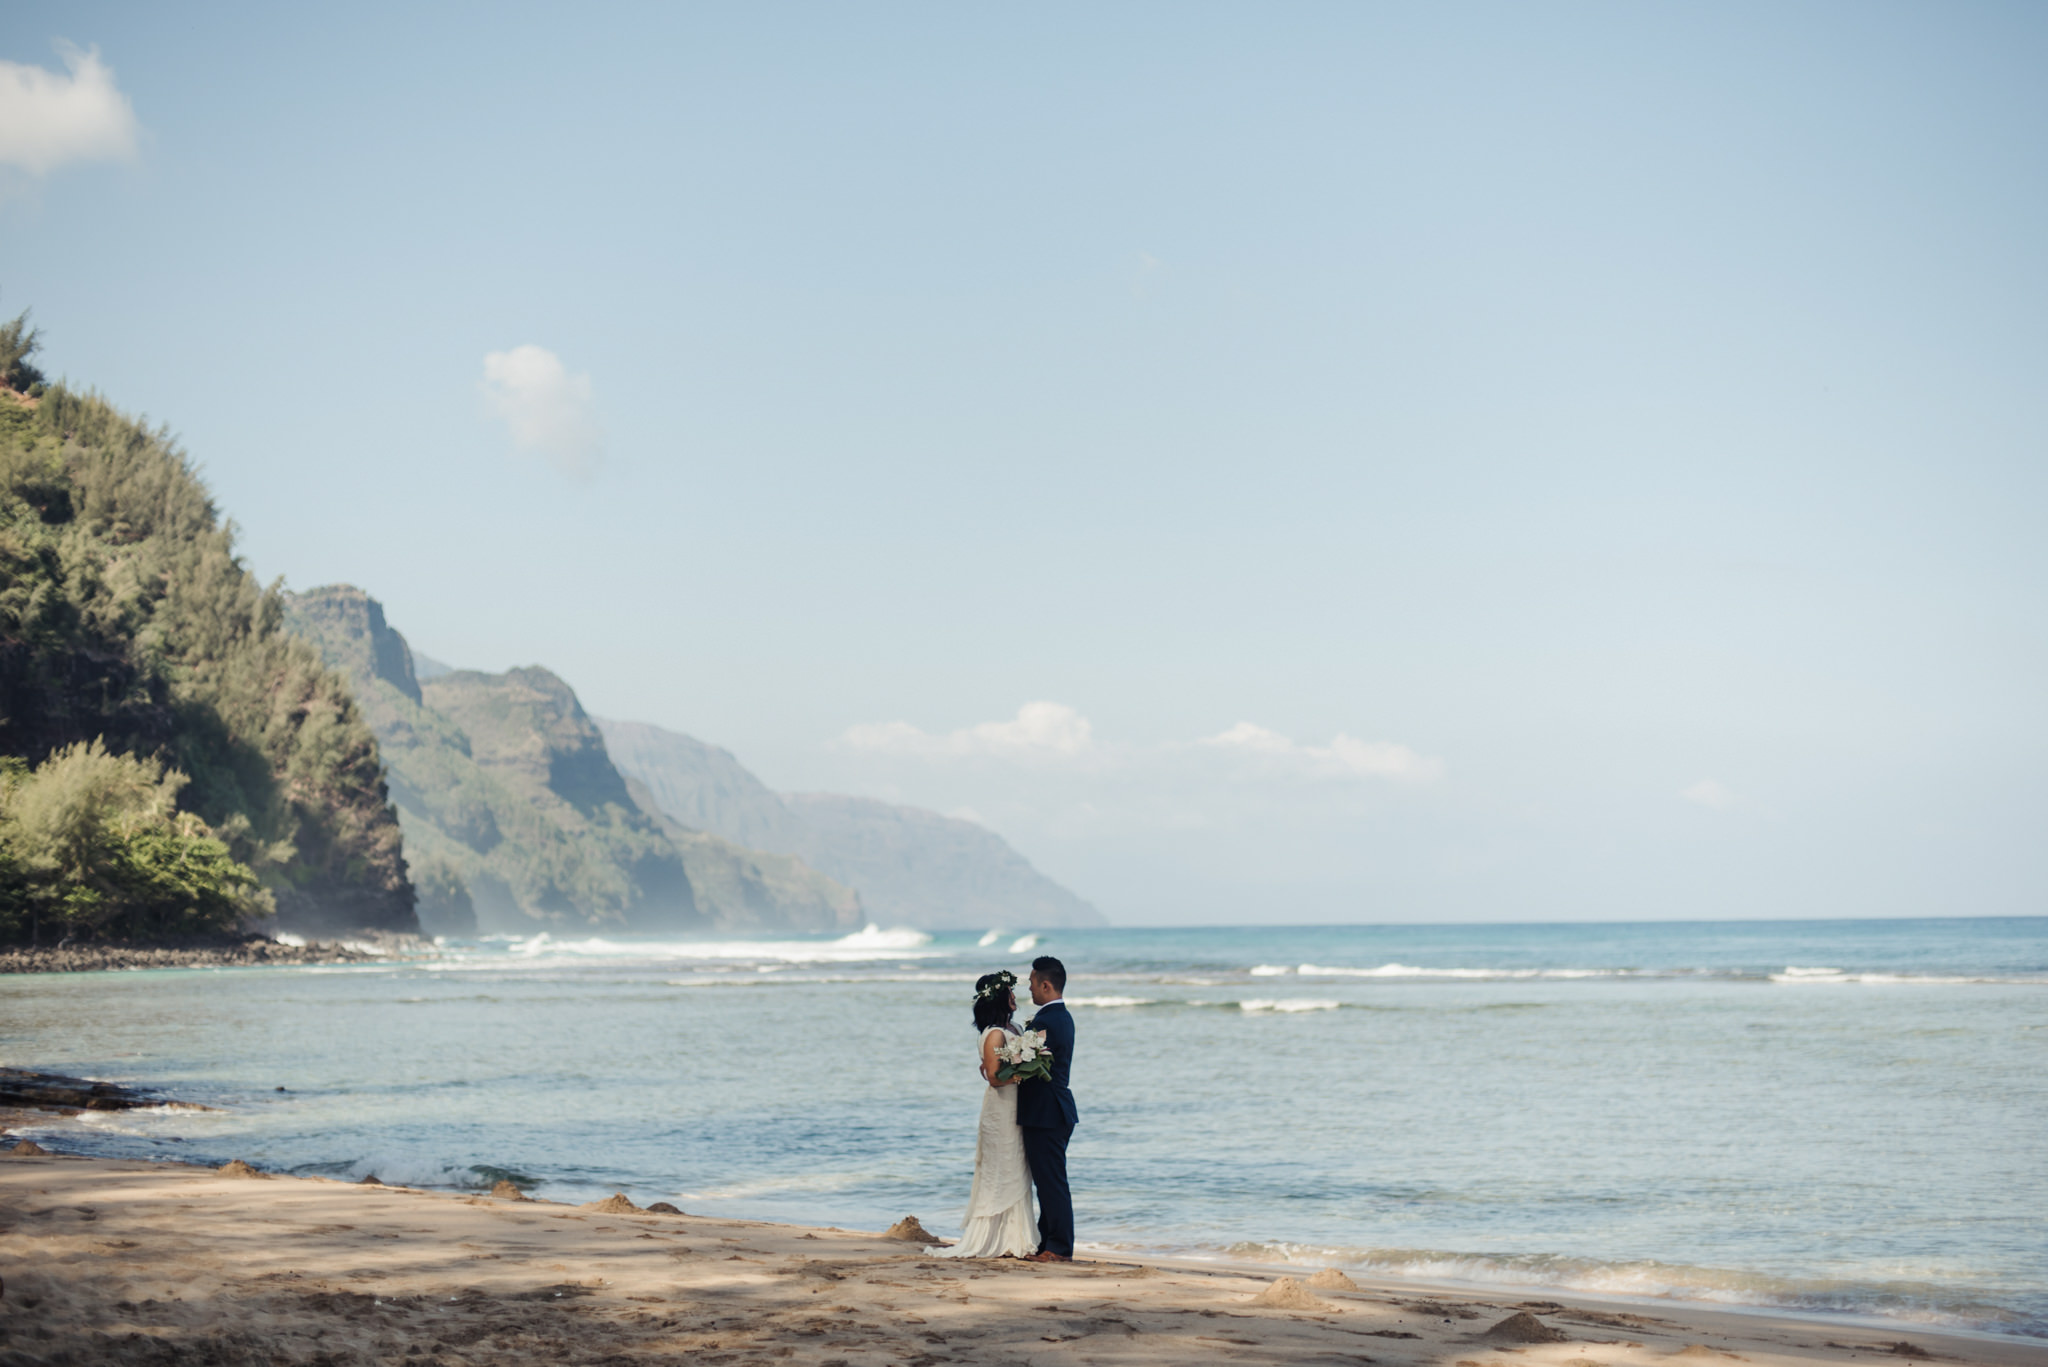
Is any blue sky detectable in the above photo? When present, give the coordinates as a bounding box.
[4,3,2044,924]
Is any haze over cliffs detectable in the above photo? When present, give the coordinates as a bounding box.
[284,587,859,938]
[288,587,1102,935]
[598,720,1106,930]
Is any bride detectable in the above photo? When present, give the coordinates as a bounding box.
[933,970,1038,1258]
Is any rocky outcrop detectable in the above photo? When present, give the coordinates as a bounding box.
[281,585,422,704]
[428,668,636,816]
[0,936,386,974]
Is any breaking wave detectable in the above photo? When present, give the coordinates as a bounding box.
[1237,998,1342,1013]
[1198,1241,2046,1338]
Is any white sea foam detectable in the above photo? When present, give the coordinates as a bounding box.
[1213,1241,2037,1335]
[444,924,942,968]
[1238,998,1342,1013]
[332,1155,503,1189]
[1008,933,1040,953]
[1768,967,2043,985]
[836,924,937,951]
[663,971,979,988]
[1297,962,1615,980]
[685,1170,873,1201]
[1066,995,1154,1008]
[977,929,1003,947]
[1248,964,1290,976]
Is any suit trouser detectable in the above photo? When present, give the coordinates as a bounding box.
[1019,1122,1074,1256]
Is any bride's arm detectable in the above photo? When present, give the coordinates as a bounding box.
[979,1028,1017,1087]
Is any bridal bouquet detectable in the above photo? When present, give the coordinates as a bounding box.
[994,1029,1055,1085]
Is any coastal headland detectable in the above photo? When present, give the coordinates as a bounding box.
[2,1152,2039,1367]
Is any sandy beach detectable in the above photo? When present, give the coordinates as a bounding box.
[2,1152,2040,1367]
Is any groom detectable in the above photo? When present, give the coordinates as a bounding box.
[1017,954,1078,1262]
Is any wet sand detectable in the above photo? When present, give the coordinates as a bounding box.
[1,1152,2040,1367]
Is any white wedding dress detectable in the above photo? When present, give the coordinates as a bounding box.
[933,1026,1039,1258]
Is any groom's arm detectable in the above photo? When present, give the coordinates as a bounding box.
[1045,1006,1076,1059]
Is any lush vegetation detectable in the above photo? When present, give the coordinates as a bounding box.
[0,311,413,942]
[0,741,268,941]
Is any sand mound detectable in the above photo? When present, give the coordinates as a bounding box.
[358,1173,383,1185]
[1307,1267,1359,1291]
[1250,1277,1331,1310]
[491,1180,529,1200]
[1482,1312,1568,1343]
[582,1193,641,1214]
[883,1216,938,1242]
[218,1159,268,1179]
[8,1139,48,1156]
[645,1201,682,1214]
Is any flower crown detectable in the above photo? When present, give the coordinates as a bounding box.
[975,970,1017,1002]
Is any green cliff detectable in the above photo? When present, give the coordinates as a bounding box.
[285,587,860,936]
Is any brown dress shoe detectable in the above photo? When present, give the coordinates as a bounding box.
[1024,1250,1072,1263]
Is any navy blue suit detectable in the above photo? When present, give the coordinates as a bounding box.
[1017,998,1078,1256]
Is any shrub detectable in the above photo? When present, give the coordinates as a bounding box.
[0,738,270,943]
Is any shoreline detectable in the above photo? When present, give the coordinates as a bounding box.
[2,1087,2039,1351]
[0,932,422,974]
[1115,1247,2046,1352]
[2,1152,2041,1367]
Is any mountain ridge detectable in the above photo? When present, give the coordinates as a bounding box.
[283,586,862,938]
[595,717,1106,930]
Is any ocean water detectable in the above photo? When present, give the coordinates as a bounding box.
[3,918,2044,1338]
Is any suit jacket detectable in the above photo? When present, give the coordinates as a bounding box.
[1016,999,1078,1129]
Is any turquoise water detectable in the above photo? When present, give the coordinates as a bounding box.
[3,918,2044,1337]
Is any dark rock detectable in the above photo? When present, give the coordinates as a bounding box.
[1481,1312,1568,1343]
[645,1201,682,1214]
[0,936,402,975]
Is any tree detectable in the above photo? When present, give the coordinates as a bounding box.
[0,306,46,392]
[0,740,270,943]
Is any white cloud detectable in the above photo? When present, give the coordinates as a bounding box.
[0,43,141,175]
[840,701,1095,762]
[1200,721,1444,782]
[1681,779,1735,809]
[480,345,603,478]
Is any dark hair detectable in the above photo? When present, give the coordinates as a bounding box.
[972,972,1015,1032]
[1031,955,1066,992]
